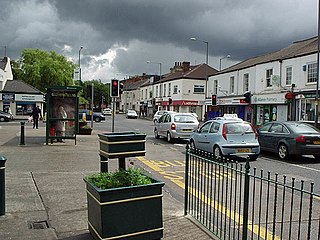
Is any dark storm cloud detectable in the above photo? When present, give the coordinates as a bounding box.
[0,0,317,81]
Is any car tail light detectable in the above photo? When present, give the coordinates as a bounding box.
[296,135,306,143]
[250,123,258,139]
[171,123,176,130]
[222,124,227,140]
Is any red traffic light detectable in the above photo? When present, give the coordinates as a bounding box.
[113,80,118,86]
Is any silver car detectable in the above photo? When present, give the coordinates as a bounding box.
[190,119,260,160]
[154,112,199,142]
[153,110,175,124]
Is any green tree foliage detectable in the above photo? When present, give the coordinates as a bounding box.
[81,80,111,110]
[11,49,76,92]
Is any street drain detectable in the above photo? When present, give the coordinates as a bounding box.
[28,220,49,229]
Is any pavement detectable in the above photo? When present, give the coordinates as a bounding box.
[0,121,215,240]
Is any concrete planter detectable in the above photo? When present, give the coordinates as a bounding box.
[98,132,146,159]
[84,177,164,240]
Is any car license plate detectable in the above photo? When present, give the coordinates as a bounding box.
[182,129,192,132]
[313,140,320,145]
[236,148,251,153]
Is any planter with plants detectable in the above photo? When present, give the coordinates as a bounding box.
[84,168,164,240]
[79,120,92,135]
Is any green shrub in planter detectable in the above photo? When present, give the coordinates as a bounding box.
[85,168,152,189]
[84,168,164,240]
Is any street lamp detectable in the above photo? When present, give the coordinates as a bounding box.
[190,37,209,98]
[146,60,162,80]
[78,46,83,82]
[316,0,320,127]
[219,54,231,71]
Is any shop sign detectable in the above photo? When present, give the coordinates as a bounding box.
[15,94,44,102]
[2,93,15,101]
[162,100,199,106]
[252,94,285,104]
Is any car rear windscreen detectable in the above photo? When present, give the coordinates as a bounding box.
[174,115,197,123]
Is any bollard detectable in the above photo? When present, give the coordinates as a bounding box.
[20,122,25,145]
[0,155,7,216]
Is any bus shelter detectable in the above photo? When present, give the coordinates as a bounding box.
[45,86,81,145]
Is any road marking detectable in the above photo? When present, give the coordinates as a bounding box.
[290,163,320,173]
[136,156,279,240]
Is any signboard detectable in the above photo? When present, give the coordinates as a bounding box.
[2,93,14,101]
[15,94,44,102]
[252,93,286,104]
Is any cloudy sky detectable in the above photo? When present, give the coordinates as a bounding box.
[0,0,317,83]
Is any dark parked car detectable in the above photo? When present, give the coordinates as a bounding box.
[258,121,320,160]
[0,110,14,122]
[79,110,105,122]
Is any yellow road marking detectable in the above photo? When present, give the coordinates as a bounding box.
[137,156,280,240]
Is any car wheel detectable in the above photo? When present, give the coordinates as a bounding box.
[189,140,196,150]
[213,145,223,160]
[249,154,259,161]
[278,143,288,160]
[167,132,173,142]
[95,117,101,122]
[154,128,160,139]
[0,117,5,122]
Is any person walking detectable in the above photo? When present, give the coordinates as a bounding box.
[31,106,42,129]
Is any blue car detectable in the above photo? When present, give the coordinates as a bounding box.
[190,116,260,160]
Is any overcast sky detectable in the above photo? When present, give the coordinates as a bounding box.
[0,0,317,83]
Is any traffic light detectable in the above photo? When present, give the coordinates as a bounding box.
[212,94,217,106]
[244,91,251,104]
[119,81,124,95]
[169,98,172,105]
[110,79,119,97]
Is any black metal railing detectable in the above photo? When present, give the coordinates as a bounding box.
[184,144,320,240]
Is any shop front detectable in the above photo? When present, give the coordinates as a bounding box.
[215,97,250,121]
[294,91,320,123]
[252,93,288,127]
[161,99,202,118]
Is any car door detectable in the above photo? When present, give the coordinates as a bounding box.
[157,114,166,137]
[268,123,289,152]
[193,121,212,151]
[258,123,272,150]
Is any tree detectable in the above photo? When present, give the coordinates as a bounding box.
[82,80,110,110]
[11,48,76,92]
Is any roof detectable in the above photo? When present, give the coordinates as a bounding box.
[1,80,43,94]
[219,36,318,74]
[159,63,218,83]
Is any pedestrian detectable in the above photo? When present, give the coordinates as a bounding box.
[31,106,42,129]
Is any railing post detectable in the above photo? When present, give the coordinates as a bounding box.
[184,143,190,216]
[242,156,251,240]
[20,121,26,146]
[0,155,7,216]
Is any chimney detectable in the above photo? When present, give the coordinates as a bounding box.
[182,61,190,72]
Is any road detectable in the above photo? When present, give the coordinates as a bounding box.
[94,114,320,196]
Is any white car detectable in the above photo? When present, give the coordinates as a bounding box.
[102,108,112,115]
[153,110,175,124]
[126,110,138,119]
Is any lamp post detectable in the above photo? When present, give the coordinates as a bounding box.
[219,54,231,71]
[147,61,162,112]
[190,37,209,98]
[78,46,83,83]
[316,0,320,128]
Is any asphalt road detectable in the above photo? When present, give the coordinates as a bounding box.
[93,114,320,196]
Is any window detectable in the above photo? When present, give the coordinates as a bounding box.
[307,63,317,83]
[199,122,211,133]
[266,69,273,87]
[156,86,159,97]
[145,89,147,99]
[209,122,220,133]
[285,66,292,85]
[159,84,162,97]
[230,76,235,94]
[243,73,249,92]
[213,80,218,94]
[168,83,171,96]
[141,90,143,100]
[173,85,178,94]
[163,84,166,97]
[194,85,204,93]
